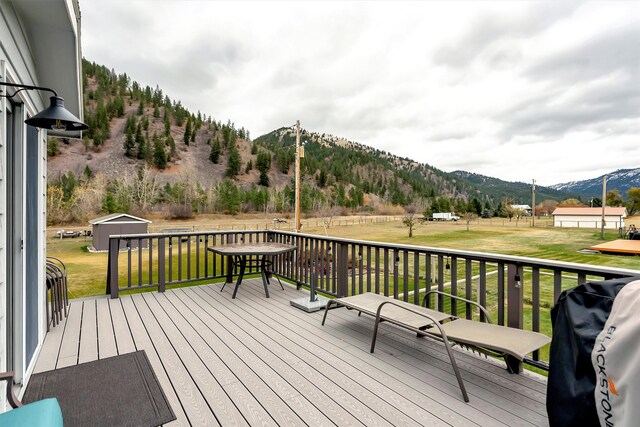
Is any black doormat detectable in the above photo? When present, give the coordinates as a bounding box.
[24,350,175,427]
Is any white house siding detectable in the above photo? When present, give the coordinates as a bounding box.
[553,215,625,229]
[0,0,82,410]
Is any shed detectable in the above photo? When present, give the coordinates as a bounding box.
[552,207,627,229]
[89,213,152,251]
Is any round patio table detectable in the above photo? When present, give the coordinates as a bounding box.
[207,242,296,298]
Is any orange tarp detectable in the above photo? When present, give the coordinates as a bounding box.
[588,240,640,255]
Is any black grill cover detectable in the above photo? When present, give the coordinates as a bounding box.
[547,276,638,426]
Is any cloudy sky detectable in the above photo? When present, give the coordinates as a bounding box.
[82,1,639,186]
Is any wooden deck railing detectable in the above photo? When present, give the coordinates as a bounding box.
[107,229,640,369]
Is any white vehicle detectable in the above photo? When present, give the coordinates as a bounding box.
[432,212,460,221]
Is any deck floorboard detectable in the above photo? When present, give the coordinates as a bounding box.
[36,280,550,426]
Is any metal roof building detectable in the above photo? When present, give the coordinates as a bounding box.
[552,207,627,229]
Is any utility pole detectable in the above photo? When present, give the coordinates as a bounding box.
[601,175,607,240]
[531,179,536,227]
[294,120,301,233]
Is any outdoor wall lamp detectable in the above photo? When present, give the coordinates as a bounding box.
[0,81,88,131]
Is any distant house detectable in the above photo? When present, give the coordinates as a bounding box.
[90,213,152,251]
[552,207,627,229]
[510,205,532,216]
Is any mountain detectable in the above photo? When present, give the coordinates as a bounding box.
[46,59,580,223]
[451,171,577,204]
[550,168,640,199]
[253,127,464,206]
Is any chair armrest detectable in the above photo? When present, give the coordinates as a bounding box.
[423,290,494,324]
[0,371,24,408]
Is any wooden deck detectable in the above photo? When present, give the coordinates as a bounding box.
[33,280,549,426]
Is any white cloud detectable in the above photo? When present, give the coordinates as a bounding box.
[82,1,640,186]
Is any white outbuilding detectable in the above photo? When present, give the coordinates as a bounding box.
[552,207,627,229]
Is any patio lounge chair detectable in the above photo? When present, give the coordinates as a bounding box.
[321,291,551,402]
[0,371,63,427]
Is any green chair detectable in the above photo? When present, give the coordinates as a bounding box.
[0,372,63,427]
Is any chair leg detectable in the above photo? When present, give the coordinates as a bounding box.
[321,300,337,325]
[62,275,69,316]
[45,285,50,332]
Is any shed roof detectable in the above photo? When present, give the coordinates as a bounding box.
[552,207,627,216]
[89,213,152,225]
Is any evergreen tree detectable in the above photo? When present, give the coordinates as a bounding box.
[226,144,241,178]
[135,123,146,160]
[153,137,167,169]
[102,184,116,213]
[245,160,253,174]
[184,118,191,145]
[317,168,327,188]
[209,139,221,164]
[123,127,135,157]
[164,115,171,136]
[256,151,271,187]
[137,101,144,115]
[259,171,269,187]
[83,165,93,181]
[166,135,176,160]
[251,142,258,155]
[153,104,160,118]
[218,178,240,214]
[471,198,482,215]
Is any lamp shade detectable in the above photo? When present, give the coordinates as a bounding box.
[25,96,88,131]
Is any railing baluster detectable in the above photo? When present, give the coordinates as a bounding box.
[383,248,389,297]
[168,237,173,283]
[351,244,356,296]
[367,246,372,293]
[497,262,505,325]
[553,270,562,305]
[375,247,380,294]
[148,237,153,286]
[359,245,364,295]
[450,256,457,316]
[337,242,348,297]
[333,241,338,294]
[413,252,420,306]
[403,251,409,302]
[465,259,472,319]
[479,261,486,322]
[196,234,200,279]
[178,236,183,281]
[532,267,540,361]
[437,255,444,310]
[158,237,166,293]
[187,235,191,280]
[127,239,132,288]
[577,272,586,285]
[137,238,143,286]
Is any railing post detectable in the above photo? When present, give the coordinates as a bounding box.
[507,263,524,373]
[337,242,349,297]
[507,263,524,328]
[108,238,119,299]
[158,237,166,293]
